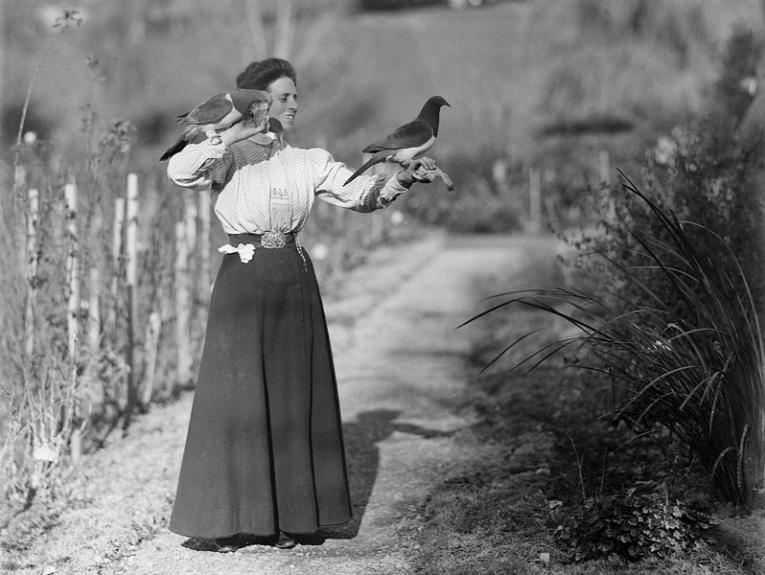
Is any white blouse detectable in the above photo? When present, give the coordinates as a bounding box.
[166,133,409,235]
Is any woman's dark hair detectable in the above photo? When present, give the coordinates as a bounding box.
[236,58,297,90]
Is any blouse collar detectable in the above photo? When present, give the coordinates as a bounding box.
[249,132,279,146]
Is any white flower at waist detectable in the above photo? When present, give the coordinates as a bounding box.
[218,243,256,263]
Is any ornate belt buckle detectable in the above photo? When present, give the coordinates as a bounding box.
[261,231,287,249]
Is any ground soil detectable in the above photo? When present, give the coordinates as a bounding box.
[6,231,557,575]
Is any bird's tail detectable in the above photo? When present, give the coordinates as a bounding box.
[343,153,389,186]
[159,137,188,162]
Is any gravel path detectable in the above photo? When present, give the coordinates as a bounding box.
[12,231,556,575]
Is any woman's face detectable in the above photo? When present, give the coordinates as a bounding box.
[267,76,298,132]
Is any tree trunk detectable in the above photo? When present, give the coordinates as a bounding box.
[245,0,268,62]
[273,0,295,60]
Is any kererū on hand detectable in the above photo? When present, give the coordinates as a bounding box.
[343,96,450,186]
[159,88,272,161]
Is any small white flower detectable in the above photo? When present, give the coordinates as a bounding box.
[218,243,256,263]
[654,136,677,165]
[236,243,255,263]
[311,243,329,261]
[390,210,404,226]
[23,131,37,145]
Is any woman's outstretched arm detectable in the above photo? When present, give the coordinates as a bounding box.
[311,149,433,213]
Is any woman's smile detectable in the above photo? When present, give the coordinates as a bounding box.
[268,76,298,131]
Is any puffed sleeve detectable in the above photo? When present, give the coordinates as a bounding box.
[309,148,409,213]
[166,140,233,192]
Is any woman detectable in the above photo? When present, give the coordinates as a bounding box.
[166,58,435,551]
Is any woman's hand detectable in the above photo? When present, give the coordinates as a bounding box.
[218,115,270,146]
[396,157,438,187]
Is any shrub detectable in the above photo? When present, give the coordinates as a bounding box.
[553,483,713,562]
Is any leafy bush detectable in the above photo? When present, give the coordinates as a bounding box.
[553,484,713,562]
[564,124,763,339]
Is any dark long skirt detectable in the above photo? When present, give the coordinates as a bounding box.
[169,233,352,539]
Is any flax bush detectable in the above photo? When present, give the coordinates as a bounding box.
[474,161,765,505]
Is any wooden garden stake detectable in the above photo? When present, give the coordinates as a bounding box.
[599,149,610,186]
[24,188,39,358]
[599,151,616,221]
[87,266,101,358]
[184,193,197,257]
[141,311,161,407]
[65,184,79,362]
[64,183,81,463]
[183,194,199,340]
[528,167,542,233]
[123,174,139,429]
[126,174,138,288]
[175,221,192,385]
[109,197,125,332]
[199,190,211,300]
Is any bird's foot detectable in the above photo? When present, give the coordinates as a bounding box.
[274,531,297,549]
[400,158,455,190]
[208,134,223,145]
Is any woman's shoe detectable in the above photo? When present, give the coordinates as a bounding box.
[183,536,239,553]
[274,531,296,549]
[212,537,239,553]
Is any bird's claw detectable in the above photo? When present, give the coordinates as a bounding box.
[399,157,454,191]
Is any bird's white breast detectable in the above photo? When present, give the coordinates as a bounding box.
[390,135,436,163]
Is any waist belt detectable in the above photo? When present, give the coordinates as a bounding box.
[229,231,295,248]
[219,231,306,268]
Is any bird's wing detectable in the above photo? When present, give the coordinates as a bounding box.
[362,119,433,153]
[344,151,389,186]
[182,93,233,125]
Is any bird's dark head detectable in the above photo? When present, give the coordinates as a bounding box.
[428,96,450,109]
[232,89,272,113]
[267,117,284,133]
[419,96,451,136]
